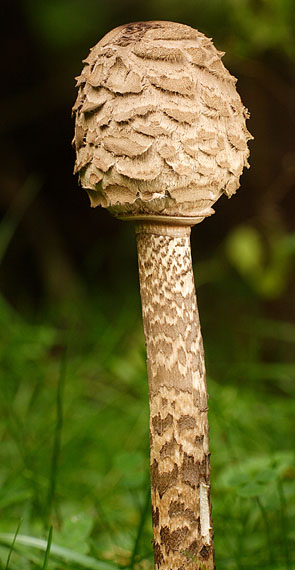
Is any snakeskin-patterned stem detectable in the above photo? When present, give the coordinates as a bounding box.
[136,223,215,570]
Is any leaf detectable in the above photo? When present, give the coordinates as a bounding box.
[41,527,52,570]
[225,225,264,275]
[4,520,22,570]
[254,469,278,484]
[227,471,249,487]
[55,513,93,554]
[0,534,118,570]
[237,482,263,498]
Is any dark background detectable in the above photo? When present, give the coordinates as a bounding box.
[0,0,294,318]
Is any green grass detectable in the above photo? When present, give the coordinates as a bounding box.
[4,519,22,570]
[0,251,294,569]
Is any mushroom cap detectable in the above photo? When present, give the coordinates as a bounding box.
[73,21,252,223]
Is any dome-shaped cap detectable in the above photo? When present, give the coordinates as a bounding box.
[73,21,252,224]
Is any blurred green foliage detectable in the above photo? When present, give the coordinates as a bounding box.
[24,0,107,51]
[226,225,295,297]
[23,0,294,59]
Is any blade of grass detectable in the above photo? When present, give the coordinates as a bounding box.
[4,520,22,570]
[45,347,67,524]
[256,496,274,565]
[277,479,290,569]
[41,527,52,570]
[0,173,42,264]
[0,534,119,570]
[129,485,151,569]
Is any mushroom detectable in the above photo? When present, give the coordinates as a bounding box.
[72,21,252,570]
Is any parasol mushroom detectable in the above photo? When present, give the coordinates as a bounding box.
[72,21,252,570]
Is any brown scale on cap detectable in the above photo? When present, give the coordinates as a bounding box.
[72,20,252,224]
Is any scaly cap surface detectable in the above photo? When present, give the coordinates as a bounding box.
[73,21,252,223]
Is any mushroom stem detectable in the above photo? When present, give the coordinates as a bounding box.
[135,222,214,570]
[72,20,251,569]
